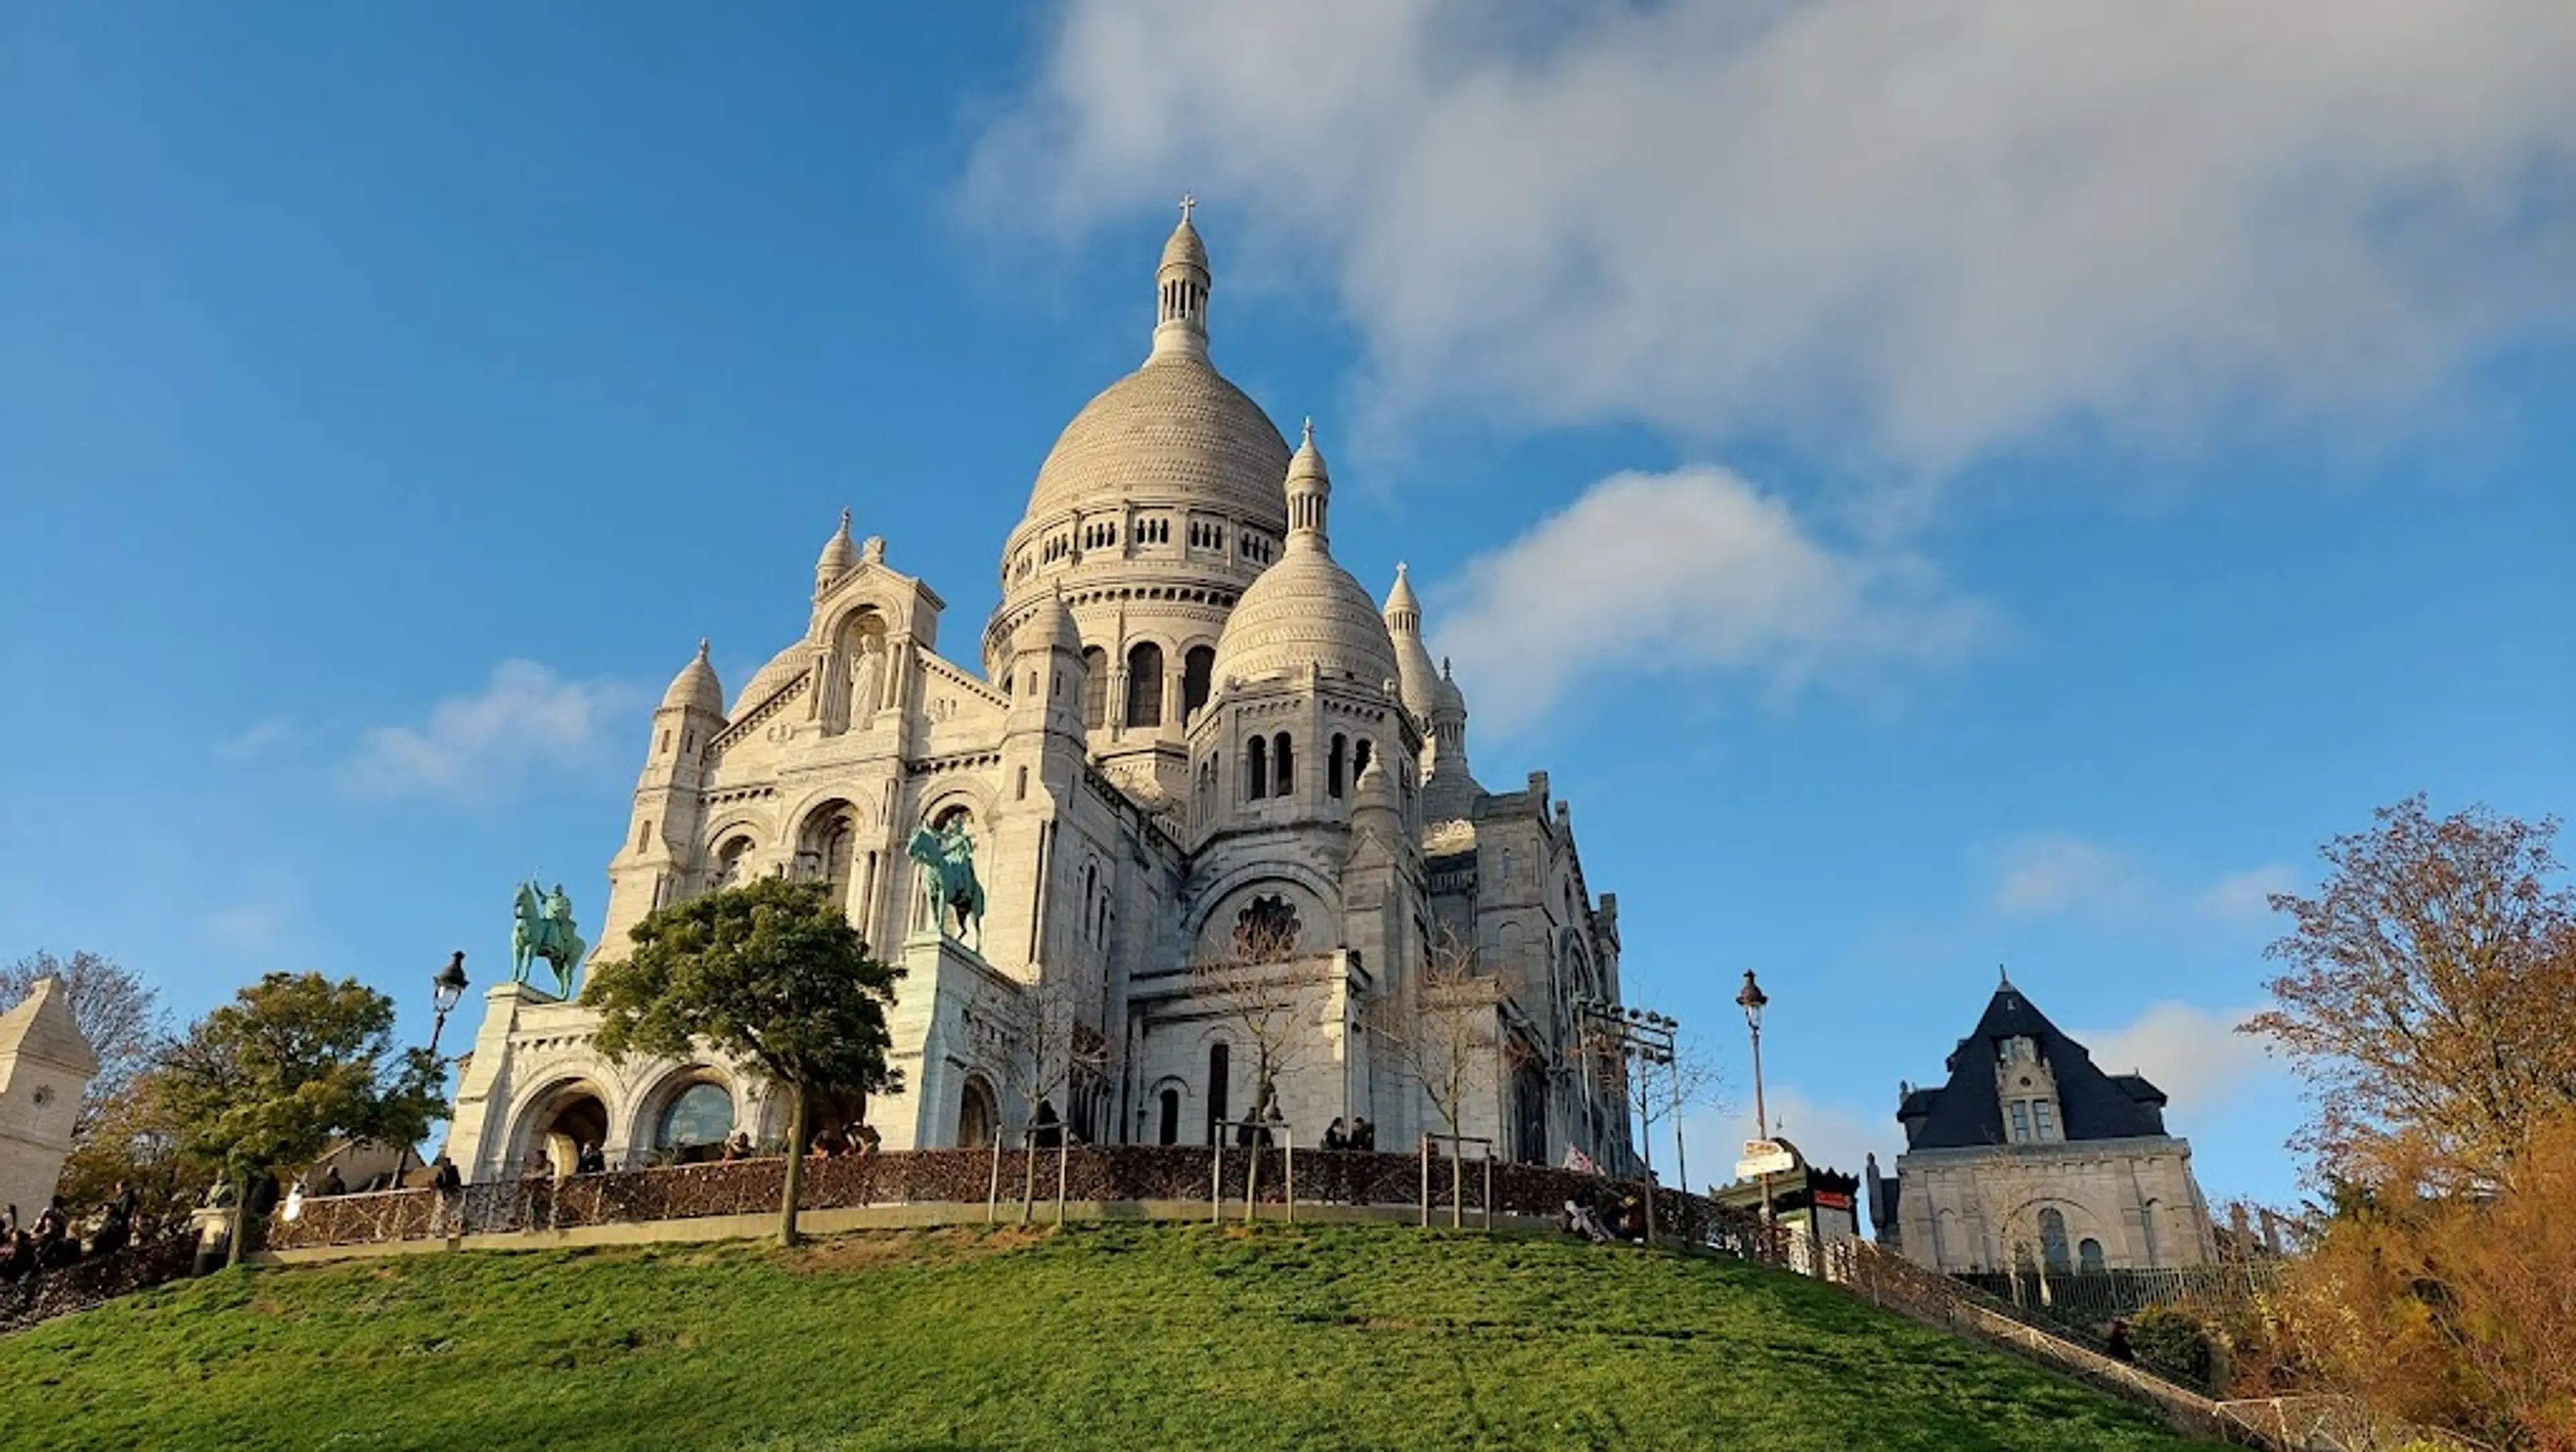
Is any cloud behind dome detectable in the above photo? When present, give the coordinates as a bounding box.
[966,0,2576,479]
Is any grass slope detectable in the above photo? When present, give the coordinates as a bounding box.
[1,1223,2210,1451]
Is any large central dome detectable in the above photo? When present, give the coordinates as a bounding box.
[1022,352,1291,525]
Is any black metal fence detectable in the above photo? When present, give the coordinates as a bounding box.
[1955,1261,2286,1339]
[0,1237,198,1337]
[262,1147,1769,1254]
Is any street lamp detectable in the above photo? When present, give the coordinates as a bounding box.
[1735,969,1772,1227]
[1573,997,1680,1242]
[390,952,471,1191]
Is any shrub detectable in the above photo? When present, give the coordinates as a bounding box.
[2128,1306,2212,1387]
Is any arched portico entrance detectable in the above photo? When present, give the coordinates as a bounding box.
[518,1081,611,1176]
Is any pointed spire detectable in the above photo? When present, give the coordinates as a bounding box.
[1152,195,1212,360]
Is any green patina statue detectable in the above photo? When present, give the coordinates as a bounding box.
[906,820,985,952]
[512,878,588,998]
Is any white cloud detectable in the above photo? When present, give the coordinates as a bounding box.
[968,0,2576,478]
[213,718,299,763]
[2074,1000,2281,1131]
[2198,864,2298,925]
[343,660,632,804]
[1682,1086,1892,1196]
[1989,837,2299,929]
[1991,833,2149,918]
[1430,466,1986,733]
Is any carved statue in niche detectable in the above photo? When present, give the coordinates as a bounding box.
[848,634,885,727]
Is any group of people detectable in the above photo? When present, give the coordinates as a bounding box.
[1560,1192,1651,1245]
[808,1120,883,1158]
[1320,1117,1378,1152]
[0,1184,140,1284]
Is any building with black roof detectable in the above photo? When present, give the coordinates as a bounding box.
[1867,974,2215,1274]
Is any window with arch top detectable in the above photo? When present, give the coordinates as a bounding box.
[1271,733,1294,796]
[1181,645,1214,719]
[1081,647,1108,728]
[1328,734,1348,798]
[1244,735,1267,800]
[1126,642,1164,727]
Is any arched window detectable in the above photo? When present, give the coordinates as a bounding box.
[1081,647,1108,729]
[796,801,860,908]
[1126,642,1164,727]
[1353,738,1373,780]
[637,817,654,852]
[1272,733,1294,796]
[1245,735,1267,800]
[1157,1088,1181,1146]
[2077,1237,2106,1274]
[1015,765,1029,800]
[712,836,753,890]
[657,1081,734,1153]
[2141,1198,2163,1267]
[958,1077,998,1149]
[1328,735,1347,798]
[2039,1207,2072,1273]
[1205,1042,1230,1145]
[1182,645,1215,719]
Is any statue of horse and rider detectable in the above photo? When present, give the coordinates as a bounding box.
[906,819,984,953]
[511,879,588,998]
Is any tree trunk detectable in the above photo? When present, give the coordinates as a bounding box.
[778,1083,808,1247]
[1021,1121,1038,1226]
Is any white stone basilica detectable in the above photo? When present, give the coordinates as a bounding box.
[444,209,1633,1182]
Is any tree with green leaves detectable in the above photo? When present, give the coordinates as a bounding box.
[156,972,447,1266]
[583,877,904,1245]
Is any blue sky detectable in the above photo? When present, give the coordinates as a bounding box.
[5,3,2571,1212]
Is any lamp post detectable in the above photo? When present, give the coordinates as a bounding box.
[1735,969,1772,1229]
[1572,998,1679,1241]
[390,952,471,1191]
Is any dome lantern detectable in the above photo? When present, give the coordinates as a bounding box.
[1285,418,1330,548]
[1152,193,1212,360]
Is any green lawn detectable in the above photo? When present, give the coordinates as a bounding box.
[0,1223,2211,1451]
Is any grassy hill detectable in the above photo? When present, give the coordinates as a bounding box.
[0,1222,2210,1451]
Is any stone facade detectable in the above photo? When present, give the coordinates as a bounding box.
[1870,978,2215,1273]
[443,209,1634,1183]
[0,978,98,1218]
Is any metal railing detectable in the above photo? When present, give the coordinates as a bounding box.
[1418,1133,1494,1230]
[1210,1121,1294,1224]
[258,1146,1756,1253]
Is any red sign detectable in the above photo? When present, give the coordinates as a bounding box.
[1811,1191,1854,1211]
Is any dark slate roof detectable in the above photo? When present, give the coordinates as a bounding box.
[1895,982,2173,1150]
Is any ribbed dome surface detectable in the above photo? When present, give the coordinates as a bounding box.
[661,640,726,717]
[1211,546,1401,691]
[1022,354,1291,526]
[729,643,809,717]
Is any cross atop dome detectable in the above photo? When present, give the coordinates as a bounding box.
[1178,192,1196,225]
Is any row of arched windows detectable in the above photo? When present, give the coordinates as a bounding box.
[1238,732,1381,804]
[1077,643,1220,730]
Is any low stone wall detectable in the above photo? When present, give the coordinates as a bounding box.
[264,1146,1753,1253]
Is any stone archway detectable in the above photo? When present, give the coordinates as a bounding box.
[957,1075,998,1149]
[517,1081,611,1177]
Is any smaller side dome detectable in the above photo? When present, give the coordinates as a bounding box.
[1434,656,1466,717]
[816,509,859,583]
[1014,586,1083,657]
[661,639,725,717]
[1208,422,1401,690]
[731,643,810,717]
